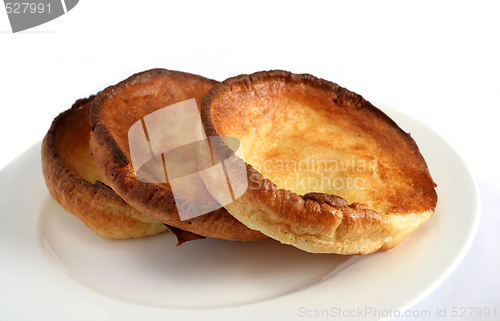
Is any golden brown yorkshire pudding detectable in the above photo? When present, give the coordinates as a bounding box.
[200,70,438,255]
[89,69,267,241]
[41,97,168,239]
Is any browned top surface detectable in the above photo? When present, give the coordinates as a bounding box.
[54,98,106,184]
[202,71,438,217]
[44,97,127,206]
[90,69,215,158]
[42,97,171,239]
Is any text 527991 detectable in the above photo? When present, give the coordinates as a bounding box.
[5,3,50,14]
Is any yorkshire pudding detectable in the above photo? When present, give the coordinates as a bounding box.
[200,70,438,254]
[89,69,267,241]
[41,97,168,239]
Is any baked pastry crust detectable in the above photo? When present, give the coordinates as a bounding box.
[89,69,267,241]
[200,70,438,254]
[41,97,168,239]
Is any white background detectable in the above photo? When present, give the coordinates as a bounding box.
[1,1,499,320]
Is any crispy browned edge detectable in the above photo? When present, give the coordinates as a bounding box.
[89,68,268,241]
[41,97,168,239]
[200,70,438,253]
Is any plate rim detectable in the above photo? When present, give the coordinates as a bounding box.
[0,105,480,321]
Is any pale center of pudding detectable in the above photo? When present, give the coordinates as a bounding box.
[213,96,390,212]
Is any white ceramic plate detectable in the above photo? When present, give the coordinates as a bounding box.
[0,107,479,321]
